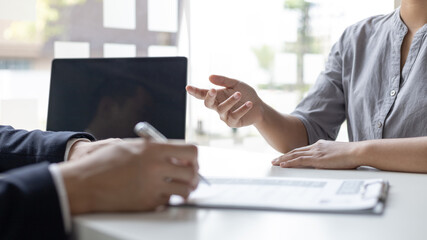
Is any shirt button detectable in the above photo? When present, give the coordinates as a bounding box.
[390,90,396,97]
[377,122,383,128]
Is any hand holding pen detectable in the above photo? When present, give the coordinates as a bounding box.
[134,122,211,186]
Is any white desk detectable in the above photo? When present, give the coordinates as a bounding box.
[73,146,427,240]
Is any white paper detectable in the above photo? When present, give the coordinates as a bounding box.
[0,0,36,21]
[104,43,136,58]
[148,45,178,57]
[171,177,387,213]
[54,41,90,59]
[148,0,178,32]
[103,0,136,30]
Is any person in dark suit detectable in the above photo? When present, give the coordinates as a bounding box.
[0,125,199,239]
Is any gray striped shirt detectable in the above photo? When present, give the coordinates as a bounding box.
[292,8,427,144]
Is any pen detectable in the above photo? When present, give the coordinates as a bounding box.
[134,122,211,186]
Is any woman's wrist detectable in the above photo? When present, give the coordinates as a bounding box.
[254,102,274,129]
[348,141,370,167]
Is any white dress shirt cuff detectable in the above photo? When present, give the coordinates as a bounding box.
[48,164,72,233]
[49,138,92,233]
[64,138,91,161]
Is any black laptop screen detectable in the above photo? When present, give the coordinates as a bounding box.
[47,57,187,140]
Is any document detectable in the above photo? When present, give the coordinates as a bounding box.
[170,177,389,214]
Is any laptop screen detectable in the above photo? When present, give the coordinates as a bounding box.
[47,57,187,140]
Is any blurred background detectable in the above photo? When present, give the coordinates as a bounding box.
[0,0,400,153]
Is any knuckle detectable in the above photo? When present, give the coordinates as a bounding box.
[149,163,163,175]
[220,113,229,123]
[288,148,297,154]
[189,169,197,179]
[136,141,152,155]
[204,98,214,109]
[114,143,131,154]
[187,144,198,156]
[105,138,122,144]
[227,113,237,122]
[138,138,150,148]
[217,104,226,113]
[184,187,192,198]
[293,156,306,164]
[144,141,159,151]
[204,100,210,108]
[225,121,234,128]
[316,152,326,158]
[288,152,299,159]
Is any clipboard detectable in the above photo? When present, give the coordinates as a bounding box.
[170,177,389,214]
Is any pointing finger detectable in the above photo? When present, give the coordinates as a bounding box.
[186,85,209,100]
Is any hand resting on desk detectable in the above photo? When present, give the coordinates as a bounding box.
[272,140,360,170]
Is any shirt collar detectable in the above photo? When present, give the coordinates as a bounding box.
[392,7,408,36]
[392,7,427,37]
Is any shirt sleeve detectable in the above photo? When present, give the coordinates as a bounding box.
[48,164,72,233]
[64,138,92,161]
[291,32,348,145]
[51,138,92,234]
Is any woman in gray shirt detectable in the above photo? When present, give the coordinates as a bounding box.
[186,0,427,173]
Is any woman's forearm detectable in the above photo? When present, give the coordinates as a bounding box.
[356,137,427,173]
[254,103,308,153]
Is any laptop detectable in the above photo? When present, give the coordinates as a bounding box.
[47,57,187,140]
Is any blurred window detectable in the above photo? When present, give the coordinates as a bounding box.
[0,0,182,130]
[0,0,397,153]
[187,0,396,153]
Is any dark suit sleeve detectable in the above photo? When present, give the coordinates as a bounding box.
[0,163,67,240]
[0,125,95,172]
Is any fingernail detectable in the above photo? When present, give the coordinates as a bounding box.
[208,90,215,96]
[246,102,253,107]
[280,162,287,167]
[171,158,180,165]
[233,92,241,99]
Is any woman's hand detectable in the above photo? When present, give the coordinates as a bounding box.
[272,140,361,170]
[186,75,265,128]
